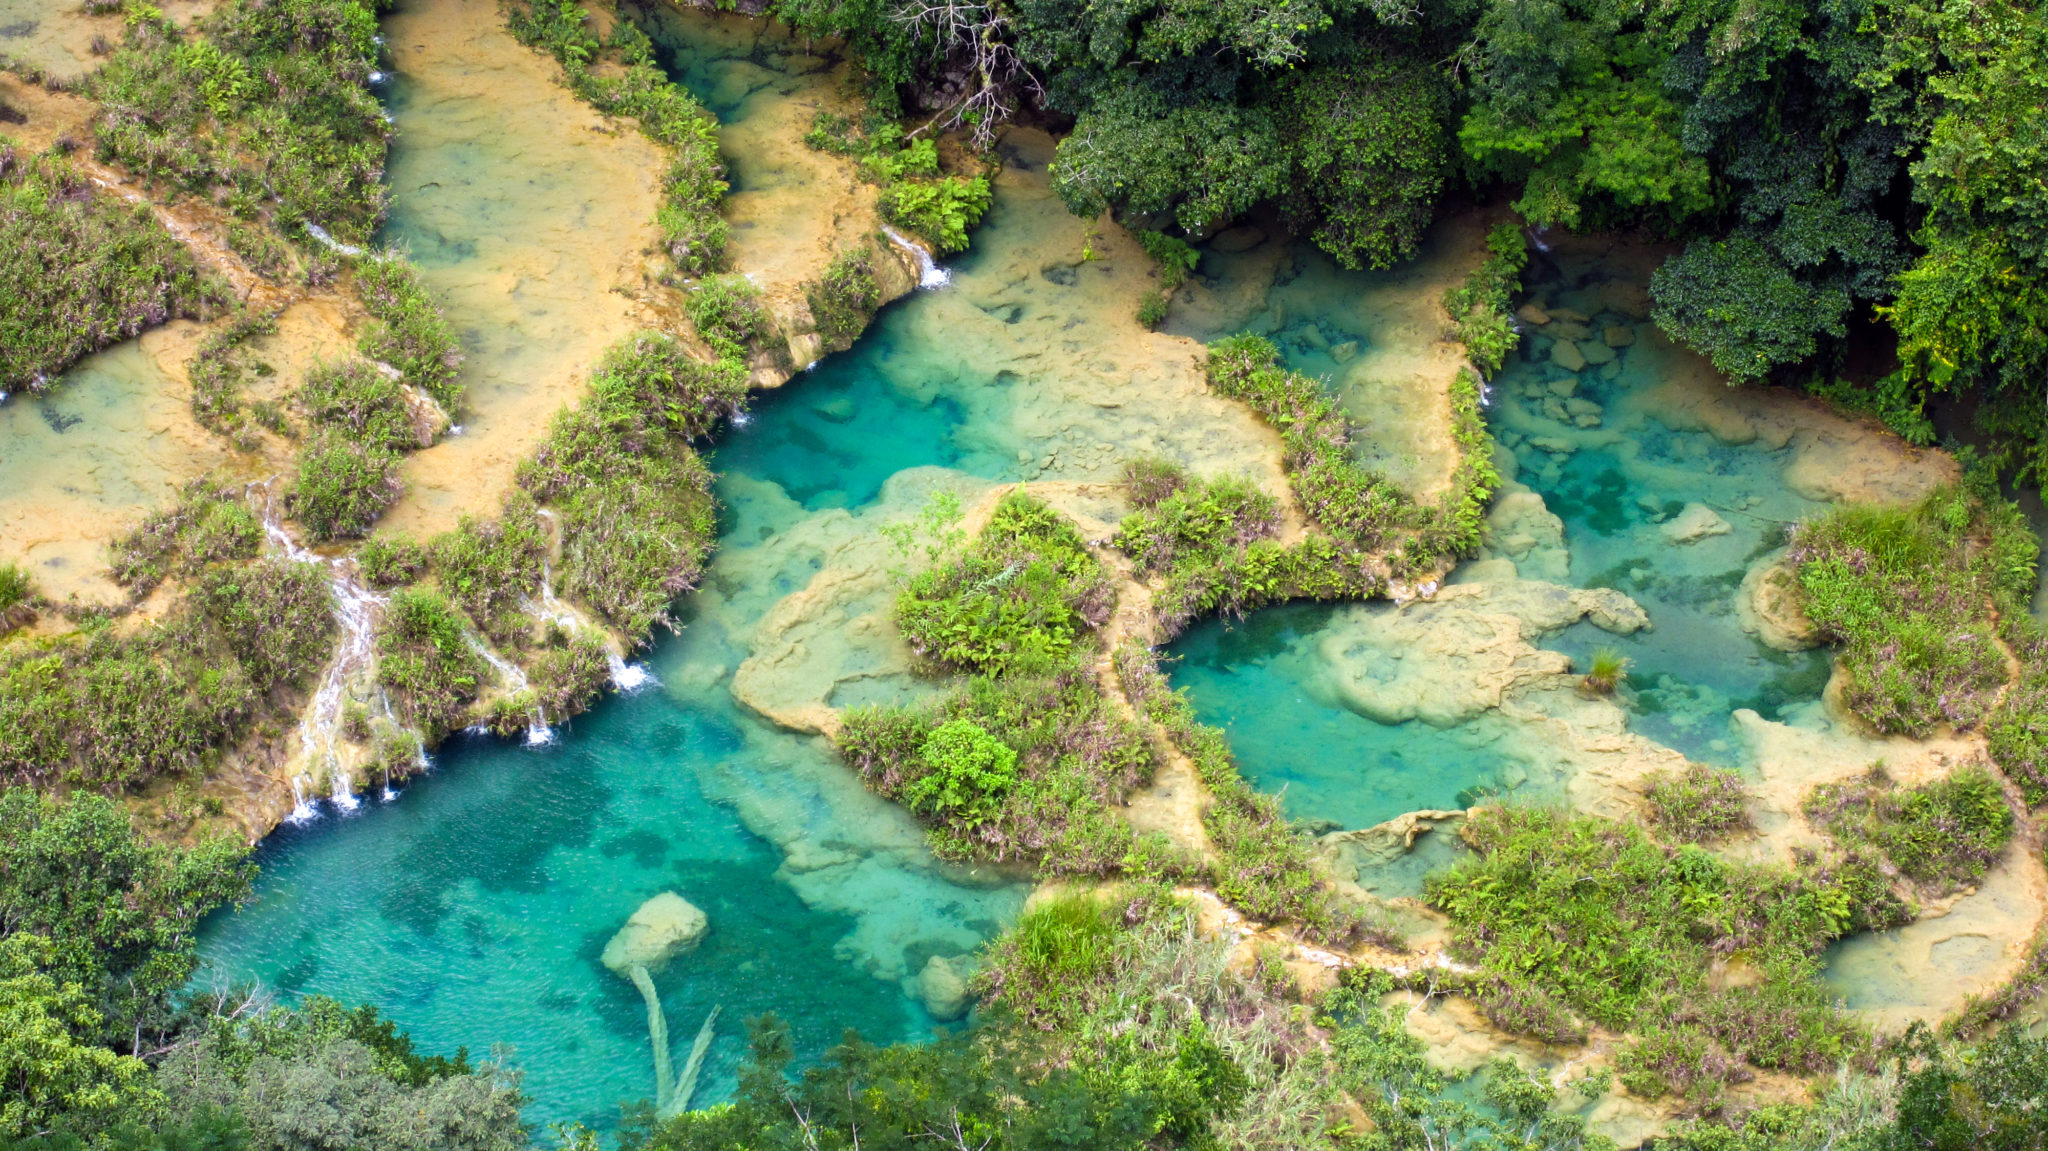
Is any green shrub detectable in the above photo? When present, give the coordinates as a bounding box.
[108,482,263,594]
[977,892,1119,1023]
[0,148,222,392]
[1424,806,1870,1078]
[1644,763,1752,843]
[356,535,429,589]
[355,257,463,410]
[300,358,418,451]
[1136,288,1169,329]
[896,491,1115,677]
[1792,487,2026,736]
[1440,224,1528,377]
[0,562,36,632]
[879,175,993,255]
[192,558,336,691]
[1805,765,2015,893]
[902,718,1018,831]
[839,666,1152,872]
[375,588,483,740]
[527,629,610,719]
[517,332,741,636]
[686,274,773,363]
[87,0,390,247]
[433,493,547,643]
[291,428,402,541]
[806,247,881,351]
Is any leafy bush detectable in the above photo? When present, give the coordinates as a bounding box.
[976,892,1119,1023]
[517,332,743,636]
[1135,288,1168,329]
[290,428,402,541]
[1791,487,2029,736]
[354,257,463,410]
[192,558,336,691]
[0,148,222,392]
[527,629,610,720]
[1424,806,1873,1088]
[902,719,1018,831]
[374,588,484,740]
[839,666,1151,872]
[895,491,1115,677]
[1440,224,1529,377]
[107,482,263,594]
[433,493,547,643]
[1645,764,1752,843]
[686,274,773,363]
[355,536,429,589]
[87,0,391,247]
[878,175,992,255]
[805,248,881,351]
[0,562,37,634]
[1131,228,1197,289]
[1805,765,2015,894]
[300,358,419,451]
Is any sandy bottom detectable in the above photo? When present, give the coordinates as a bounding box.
[375,0,671,539]
[0,0,214,83]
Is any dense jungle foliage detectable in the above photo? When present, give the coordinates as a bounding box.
[771,0,2048,479]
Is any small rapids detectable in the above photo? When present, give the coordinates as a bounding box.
[881,225,951,290]
[247,480,388,821]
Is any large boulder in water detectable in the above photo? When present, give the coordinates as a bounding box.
[602,892,708,975]
[918,955,975,1021]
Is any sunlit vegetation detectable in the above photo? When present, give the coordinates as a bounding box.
[187,307,284,448]
[1425,805,1910,1111]
[354,256,463,410]
[1806,765,2015,896]
[433,493,547,645]
[803,110,992,255]
[1792,485,2036,736]
[517,332,743,637]
[0,147,222,392]
[1644,763,1751,844]
[88,0,392,248]
[804,247,881,352]
[374,586,483,742]
[685,274,775,365]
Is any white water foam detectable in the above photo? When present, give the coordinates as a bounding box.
[882,225,951,289]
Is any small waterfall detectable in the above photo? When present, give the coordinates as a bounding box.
[303,223,366,258]
[466,630,553,746]
[533,509,655,692]
[881,225,951,289]
[249,480,387,817]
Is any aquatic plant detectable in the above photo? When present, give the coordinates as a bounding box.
[1644,763,1752,844]
[374,587,485,741]
[0,148,222,392]
[894,491,1115,677]
[1805,764,2015,895]
[1581,646,1630,694]
[517,332,742,637]
[1792,485,2032,736]
[804,247,881,352]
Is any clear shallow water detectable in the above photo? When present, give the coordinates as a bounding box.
[1167,238,1839,831]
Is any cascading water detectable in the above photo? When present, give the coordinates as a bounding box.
[881,225,951,290]
[532,509,657,692]
[247,480,388,820]
[464,629,553,746]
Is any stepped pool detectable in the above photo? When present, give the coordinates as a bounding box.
[189,0,1985,1131]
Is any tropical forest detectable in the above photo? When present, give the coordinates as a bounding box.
[3,0,2048,1147]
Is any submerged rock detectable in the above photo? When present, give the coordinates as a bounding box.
[601,892,708,975]
[1737,549,1819,651]
[1660,502,1732,544]
[1549,339,1587,372]
[918,955,975,1021]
